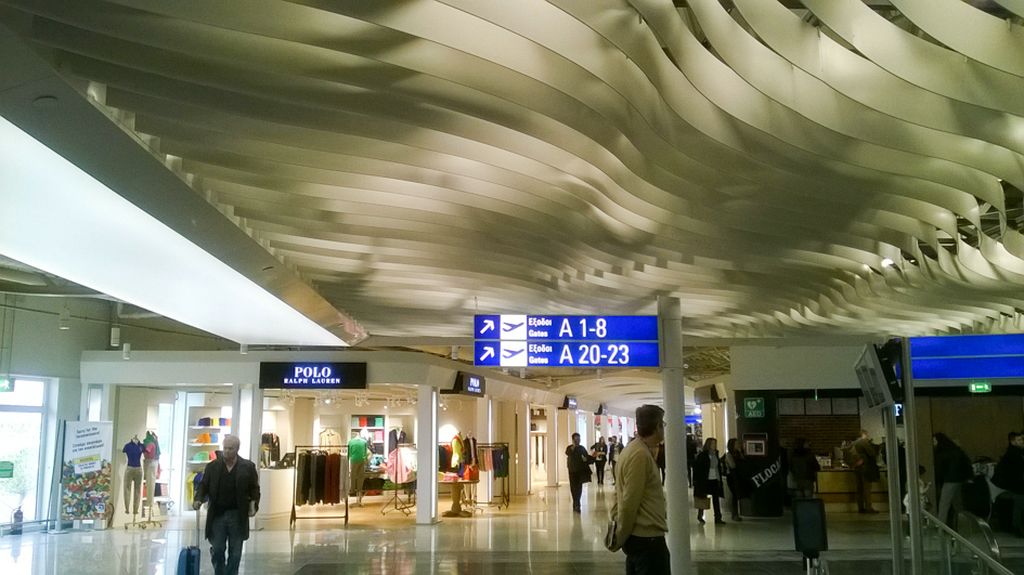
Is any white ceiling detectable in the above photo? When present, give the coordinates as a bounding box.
[2,0,1024,408]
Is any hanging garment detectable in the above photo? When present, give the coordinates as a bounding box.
[466,437,477,466]
[451,433,464,468]
[296,451,311,506]
[319,429,342,448]
[493,447,509,478]
[386,446,417,484]
[437,444,452,471]
[324,452,342,504]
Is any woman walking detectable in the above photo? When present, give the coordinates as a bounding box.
[590,437,608,485]
[693,437,725,525]
[723,438,750,521]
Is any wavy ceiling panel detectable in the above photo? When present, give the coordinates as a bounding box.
[3,0,1024,339]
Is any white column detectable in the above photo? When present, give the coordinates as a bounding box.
[546,406,559,487]
[517,401,532,494]
[557,409,572,484]
[659,296,691,572]
[416,385,438,525]
[248,387,264,463]
[902,339,924,572]
[230,384,242,437]
[476,396,493,504]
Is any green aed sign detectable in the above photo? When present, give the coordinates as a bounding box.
[0,461,13,479]
[743,397,765,418]
[969,381,992,393]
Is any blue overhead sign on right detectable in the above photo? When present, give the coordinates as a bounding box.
[910,334,1024,380]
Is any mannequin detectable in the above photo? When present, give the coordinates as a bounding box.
[388,427,407,453]
[348,431,370,506]
[122,435,144,515]
[142,431,161,514]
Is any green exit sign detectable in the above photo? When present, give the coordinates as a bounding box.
[0,461,12,479]
[0,378,11,393]
[969,381,992,393]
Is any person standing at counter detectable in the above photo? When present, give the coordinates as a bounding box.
[852,430,880,514]
[789,438,820,500]
[932,433,972,527]
[693,437,725,524]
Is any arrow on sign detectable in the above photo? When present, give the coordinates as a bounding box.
[480,346,495,361]
[479,319,495,335]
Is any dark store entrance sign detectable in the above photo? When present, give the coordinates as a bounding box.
[259,362,367,390]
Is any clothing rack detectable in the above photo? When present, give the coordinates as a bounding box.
[290,445,348,528]
[476,443,510,509]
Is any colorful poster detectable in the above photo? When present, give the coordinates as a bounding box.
[61,421,113,521]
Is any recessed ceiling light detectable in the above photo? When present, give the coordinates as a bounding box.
[31,95,58,108]
[881,258,895,268]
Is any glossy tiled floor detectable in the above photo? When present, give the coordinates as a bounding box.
[1,482,1021,574]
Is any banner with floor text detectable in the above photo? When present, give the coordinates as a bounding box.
[61,421,113,521]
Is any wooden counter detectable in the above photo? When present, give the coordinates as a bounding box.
[815,469,890,512]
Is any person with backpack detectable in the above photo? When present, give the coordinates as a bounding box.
[933,432,973,527]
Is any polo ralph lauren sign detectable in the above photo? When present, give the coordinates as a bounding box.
[259,362,367,390]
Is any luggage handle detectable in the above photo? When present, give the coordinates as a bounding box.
[195,507,201,548]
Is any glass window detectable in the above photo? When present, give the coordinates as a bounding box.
[0,412,42,521]
[0,379,45,407]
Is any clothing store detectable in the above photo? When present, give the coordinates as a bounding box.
[80,349,590,527]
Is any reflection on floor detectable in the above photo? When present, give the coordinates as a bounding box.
[0,481,1020,574]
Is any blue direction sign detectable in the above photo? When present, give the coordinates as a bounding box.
[474,315,657,342]
[475,341,659,368]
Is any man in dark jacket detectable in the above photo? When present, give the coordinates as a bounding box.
[565,433,592,513]
[193,434,261,575]
[992,432,1024,535]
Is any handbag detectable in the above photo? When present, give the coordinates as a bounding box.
[694,496,711,510]
[604,519,620,552]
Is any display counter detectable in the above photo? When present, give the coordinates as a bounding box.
[816,468,889,512]
[257,468,294,518]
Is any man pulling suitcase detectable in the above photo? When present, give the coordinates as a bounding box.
[192,434,261,575]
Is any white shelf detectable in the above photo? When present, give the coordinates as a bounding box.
[189,425,228,430]
[189,443,219,447]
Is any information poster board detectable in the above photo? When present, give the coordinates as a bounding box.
[61,421,113,521]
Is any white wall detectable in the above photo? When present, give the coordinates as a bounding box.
[730,346,865,390]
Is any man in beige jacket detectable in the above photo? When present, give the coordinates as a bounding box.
[611,404,669,574]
